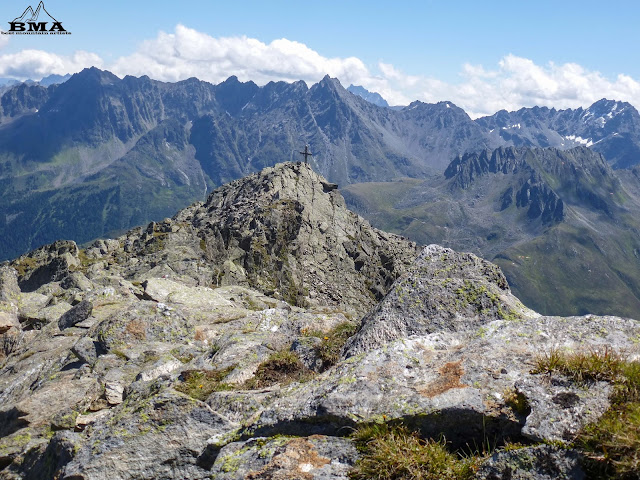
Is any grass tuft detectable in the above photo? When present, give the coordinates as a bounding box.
[349,423,480,480]
[532,347,640,478]
[315,322,358,370]
[175,366,234,401]
[244,349,314,389]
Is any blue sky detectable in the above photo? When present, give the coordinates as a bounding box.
[0,0,638,116]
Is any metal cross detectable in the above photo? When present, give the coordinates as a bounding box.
[299,145,313,162]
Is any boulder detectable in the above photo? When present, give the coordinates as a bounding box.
[343,244,535,358]
[58,300,93,330]
[71,337,99,365]
[243,315,636,448]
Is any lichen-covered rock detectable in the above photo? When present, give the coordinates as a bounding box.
[0,266,20,301]
[71,336,99,365]
[211,435,358,480]
[63,390,239,480]
[246,315,636,448]
[10,240,80,292]
[476,444,586,480]
[343,244,535,357]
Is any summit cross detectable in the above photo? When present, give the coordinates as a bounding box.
[299,145,313,162]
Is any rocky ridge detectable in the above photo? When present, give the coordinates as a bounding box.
[0,163,638,479]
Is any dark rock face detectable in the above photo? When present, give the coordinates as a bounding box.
[444,146,623,225]
[58,300,93,330]
[12,241,80,292]
[0,83,51,120]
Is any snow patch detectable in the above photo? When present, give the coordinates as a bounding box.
[565,135,593,147]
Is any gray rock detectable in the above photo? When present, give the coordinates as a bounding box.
[476,444,586,480]
[343,244,536,358]
[20,301,72,330]
[292,336,323,371]
[70,337,99,365]
[64,391,239,480]
[58,299,92,330]
[211,435,358,479]
[51,408,79,430]
[112,162,420,317]
[518,375,611,443]
[104,382,124,405]
[60,271,94,291]
[0,266,20,301]
[0,311,19,334]
[10,240,80,292]
[246,315,637,448]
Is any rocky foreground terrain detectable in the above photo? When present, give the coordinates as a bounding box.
[1,162,639,479]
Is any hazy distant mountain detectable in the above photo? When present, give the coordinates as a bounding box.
[477,99,640,169]
[38,73,71,86]
[347,84,389,107]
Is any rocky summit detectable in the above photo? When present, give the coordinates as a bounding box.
[0,162,639,479]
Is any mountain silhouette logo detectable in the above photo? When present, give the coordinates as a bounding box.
[3,1,70,35]
[13,1,58,23]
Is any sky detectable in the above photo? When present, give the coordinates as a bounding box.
[0,0,639,117]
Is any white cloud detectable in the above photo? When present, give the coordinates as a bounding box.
[1,25,640,119]
[110,25,374,88]
[366,53,640,117]
[0,49,102,80]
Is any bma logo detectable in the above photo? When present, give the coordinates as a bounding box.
[4,1,70,35]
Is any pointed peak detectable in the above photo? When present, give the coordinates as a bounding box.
[317,75,344,90]
[71,67,120,85]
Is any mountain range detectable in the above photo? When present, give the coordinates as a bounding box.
[2,67,640,318]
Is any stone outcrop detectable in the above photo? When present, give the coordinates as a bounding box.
[342,244,535,358]
[0,162,638,479]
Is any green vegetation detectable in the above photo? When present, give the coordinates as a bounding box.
[533,347,640,478]
[245,349,313,389]
[310,322,358,370]
[175,366,235,401]
[349,423,480,480]
[502,387,531,415]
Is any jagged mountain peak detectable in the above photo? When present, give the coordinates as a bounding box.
[313,74,346,93]
[70,67,120,86]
